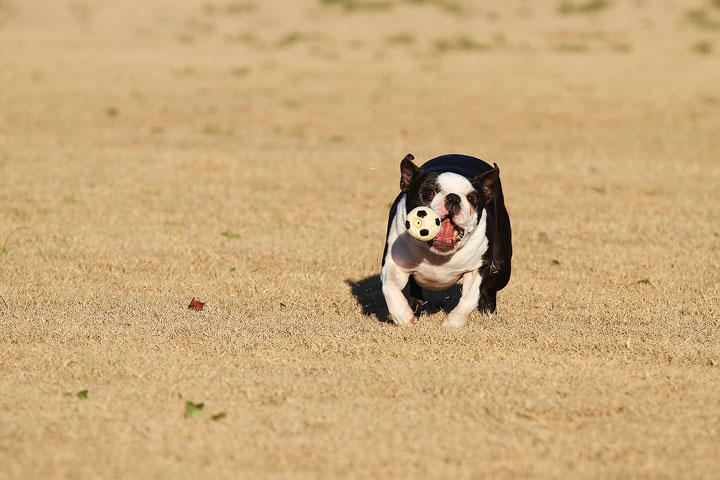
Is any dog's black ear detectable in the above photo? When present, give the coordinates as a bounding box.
[476,164,500,204]
[400,154,420,192]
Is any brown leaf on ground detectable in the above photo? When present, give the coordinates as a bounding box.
[188,298,205,311]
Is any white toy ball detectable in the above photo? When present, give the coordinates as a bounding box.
[405,206,441,241]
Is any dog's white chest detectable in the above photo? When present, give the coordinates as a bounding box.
[411,261,468,291]
[411,232,489,290]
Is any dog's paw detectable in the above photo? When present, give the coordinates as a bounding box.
[440,313,468,328]
[392,311,416,327]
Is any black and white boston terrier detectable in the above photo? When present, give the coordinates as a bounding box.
[381,153,512,327]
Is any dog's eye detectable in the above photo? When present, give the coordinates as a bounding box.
[422,188,435,200]
[467,193,478,205]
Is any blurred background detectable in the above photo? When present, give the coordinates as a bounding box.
[2,0,718,302]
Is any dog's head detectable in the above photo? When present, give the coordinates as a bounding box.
[399,154,499,256]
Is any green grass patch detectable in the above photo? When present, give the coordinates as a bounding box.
[553,43,590,53]
[558,0,611,14]
[404,0,463,14]
[319,0,463,14]
[277,32,313,47]
[64,389,88,399]
[283,99,302,109]
[184,401,226,421]
[610,42,632,53]
[221,231,240,239]
[319,0,392,11]
[386,32,416,46]
[434,36,490,52]
[202,2,257,15]
[224,33,262,46]
[687,9,720,30]
[230,66,251,77]
[203,125,233,136]
[185,401,204,419]
[693,40,713,54]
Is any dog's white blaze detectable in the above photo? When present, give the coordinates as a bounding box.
[430,172,477,230]
[436,172,474,195]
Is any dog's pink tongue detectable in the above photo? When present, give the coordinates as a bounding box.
[434,218,455,244]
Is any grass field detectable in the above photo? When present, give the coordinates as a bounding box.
[1,0,719,478]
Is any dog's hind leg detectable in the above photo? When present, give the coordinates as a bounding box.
[479,259,510,315]
[479,286,497,315]
[408,275,424,317]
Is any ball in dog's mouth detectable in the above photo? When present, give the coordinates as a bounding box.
[428,217,464,253]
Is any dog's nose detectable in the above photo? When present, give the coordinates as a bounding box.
[446,193,460,205]
[445,193,461,215]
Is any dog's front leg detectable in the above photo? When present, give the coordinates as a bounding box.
[381,264,415,326]
[441,270,482,328]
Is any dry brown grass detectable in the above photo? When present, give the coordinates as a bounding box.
[1,0,719,478]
